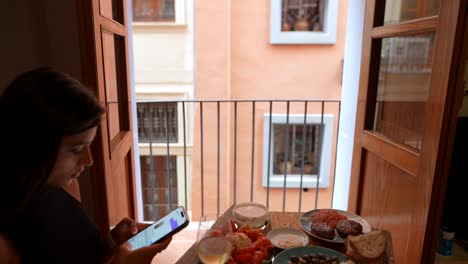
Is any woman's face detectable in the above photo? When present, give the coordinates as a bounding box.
[48,127,97,188]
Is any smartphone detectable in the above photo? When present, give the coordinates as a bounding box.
[127,206,189,250]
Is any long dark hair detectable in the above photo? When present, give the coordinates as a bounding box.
[0,68,104,231]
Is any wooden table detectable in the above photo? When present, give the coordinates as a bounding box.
[176,207,394,263]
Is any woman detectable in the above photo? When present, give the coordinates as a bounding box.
[0,68,172,263]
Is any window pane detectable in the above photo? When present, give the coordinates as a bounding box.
[384,0,439,25]
[281,0,324,32]
[132,0,175,22]
[371,32,435,150]
[273,123,321,175]
[137,102,178,143]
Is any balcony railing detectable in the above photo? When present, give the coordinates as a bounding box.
[136,99,341,221]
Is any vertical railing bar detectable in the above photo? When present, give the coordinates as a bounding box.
[147,103,159,219]
[330,102,341,208]
[182,101,188,209]
[217,101,221,216]
[266,101,273,209]
[233,101,238,204]
[282,101,290,212]
[164,103,172,211]
[158,107,163,142]
[200,102,205,216]
[314,102,325,209]
[298,101,308,211]
[250,101,256,202]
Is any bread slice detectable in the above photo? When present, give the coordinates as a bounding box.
[347,230,386,262]
[346,246,388,264]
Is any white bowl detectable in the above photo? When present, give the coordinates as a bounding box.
[267,228,309,249]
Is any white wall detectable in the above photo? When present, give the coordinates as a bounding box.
[332,0,365,210]
[132,0,195,97]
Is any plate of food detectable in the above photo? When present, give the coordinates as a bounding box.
[273,246,347,264]
[225,220,274,263]
[299,209,371,244]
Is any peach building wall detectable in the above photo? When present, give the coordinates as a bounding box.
[191,0,348,220]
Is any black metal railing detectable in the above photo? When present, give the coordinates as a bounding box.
[136,99,341,220]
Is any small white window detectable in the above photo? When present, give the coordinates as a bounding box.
[262,114,334,188]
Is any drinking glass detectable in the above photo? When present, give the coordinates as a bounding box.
[196,214,233,264]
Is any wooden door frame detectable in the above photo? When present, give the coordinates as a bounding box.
[423,3,468,263]
[348,0,468,262]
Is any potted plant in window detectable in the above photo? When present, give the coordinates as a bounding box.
[276,153,293,174]
[278,160,293,174]
[294,8,309,31]
[282,14,291,31]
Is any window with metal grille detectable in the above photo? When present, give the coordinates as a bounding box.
[132,0,175,22]
[273,123,320,175]
[137,102,178,143]
[263,114,334,188]
[140,155,178,220]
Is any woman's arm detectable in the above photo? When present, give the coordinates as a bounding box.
[0,233,20,264]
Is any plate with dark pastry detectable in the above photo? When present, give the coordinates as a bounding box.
[299,209,371,243]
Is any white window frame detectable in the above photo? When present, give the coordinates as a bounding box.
[262,114,334,188]
[270,0,338,44]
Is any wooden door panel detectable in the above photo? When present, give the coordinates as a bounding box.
[361,132,419,175]
[350,0,465,263]
[101,30,121,140]
[107,154,134,226]
[108,104,121,139]
[102,31,118,103]
[99,0,113,19]
[110,132,133,171]
[99,0,125,25]
[359,151,415,263]
[98,23,135,226]
[77,0,137,233]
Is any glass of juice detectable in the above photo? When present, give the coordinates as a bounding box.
[196,214,233,264]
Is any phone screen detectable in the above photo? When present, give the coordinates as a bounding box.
[127,207,188,250]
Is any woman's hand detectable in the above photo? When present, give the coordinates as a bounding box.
[110,236,173,264]
[110,217,150,246]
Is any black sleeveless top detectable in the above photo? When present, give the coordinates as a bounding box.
[10,187,106,263]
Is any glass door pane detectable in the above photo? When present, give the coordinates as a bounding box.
[384,0,439,25]
[371,32,436,150]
